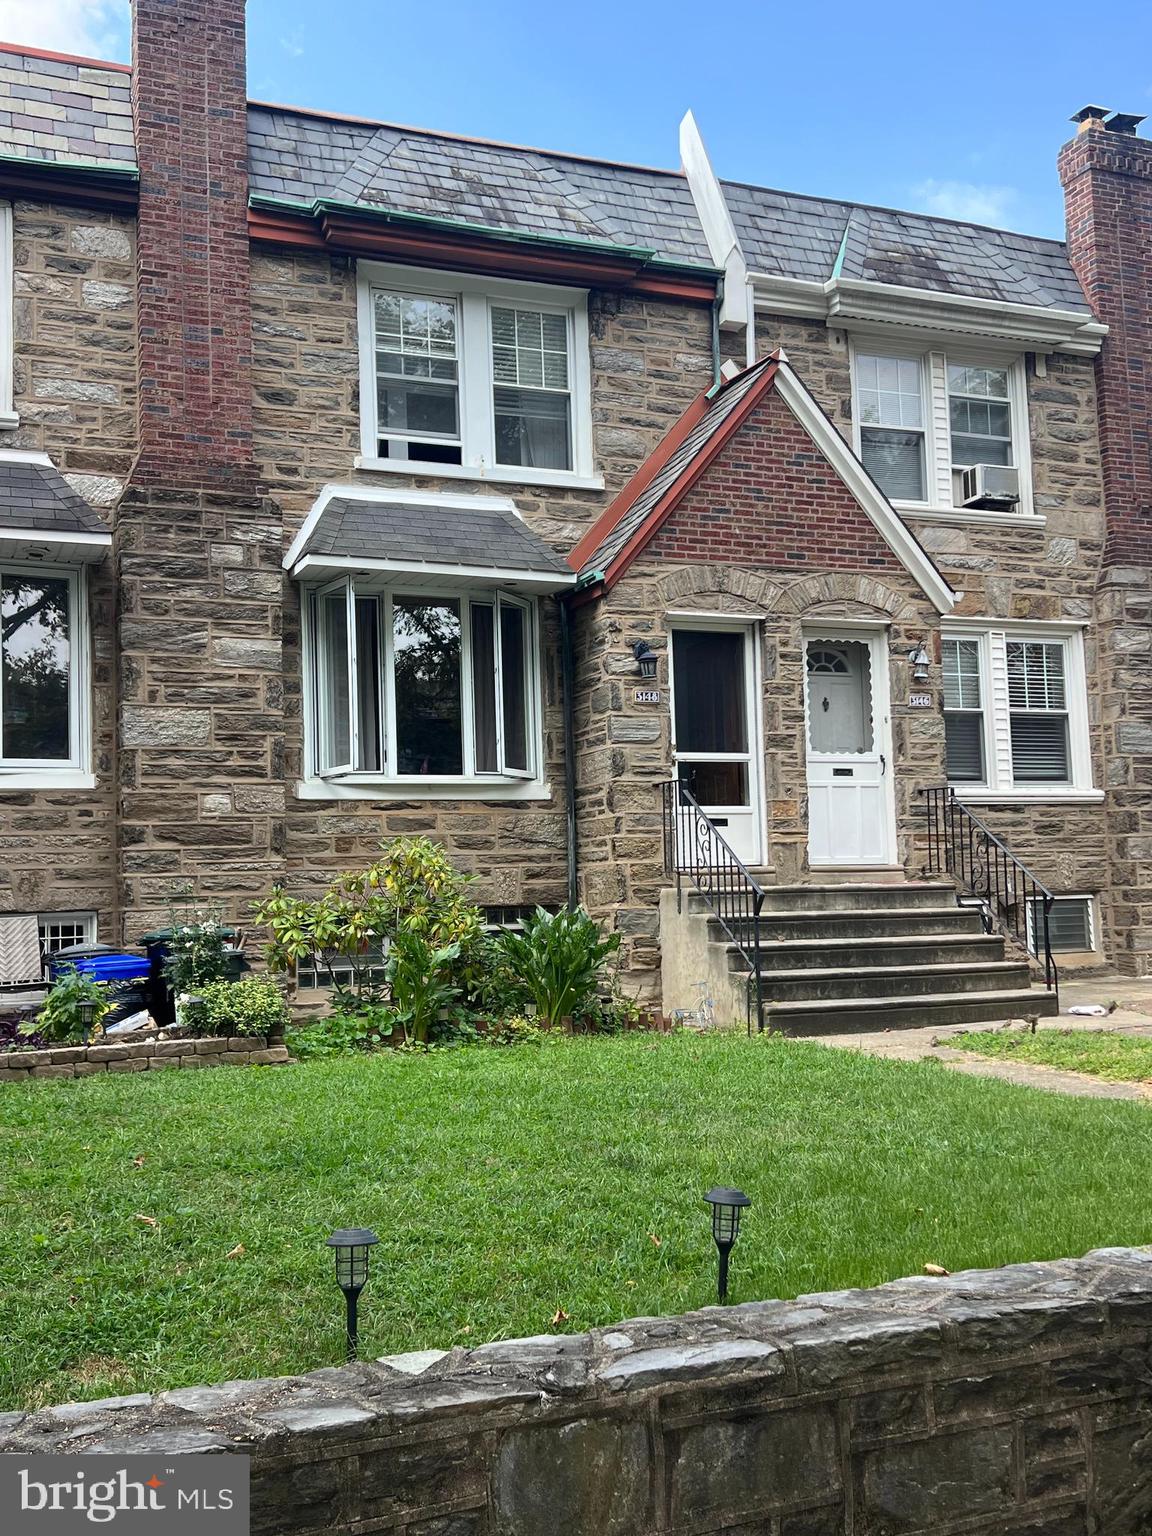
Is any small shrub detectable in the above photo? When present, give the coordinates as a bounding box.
[164,918,231,993]
[286,1005,398,1059]
[483,1013,546,1047]
[183,977,288,1038]
[30,967,111,1043]
[498,907,620,1029]
[586,988,645,1034]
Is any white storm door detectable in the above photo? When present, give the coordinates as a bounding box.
[804,633,894,866]
[670,623,762,866]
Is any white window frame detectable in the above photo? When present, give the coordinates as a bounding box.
[0,202,16,430]
[1025,894,1098,956]
[941,635,989,787]
[849,337,1035,521]
[356,261,601,491]
[37,910,97,956]
[941,621,1098,802]
[0,562,93,788]
[300,578,547,800]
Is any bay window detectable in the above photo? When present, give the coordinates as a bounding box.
[1,567,83,772]
[309,581,538,782]
[941,625,1093,798]
[358,263,594,486]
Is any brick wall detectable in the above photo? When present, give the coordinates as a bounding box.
[5,1248,1151,1534]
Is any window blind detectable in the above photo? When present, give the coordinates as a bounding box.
[942,638,984,781]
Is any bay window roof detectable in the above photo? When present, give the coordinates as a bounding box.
[284,488,576,593]
[0,452,111,562]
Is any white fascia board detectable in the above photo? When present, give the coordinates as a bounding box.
[679,111,749,332]
[290,552,576,592]
[750,271,1107,354]
[283,482,522,570]
[944,614,1091,631]
[0,448,52,466]
[773,362,956,615]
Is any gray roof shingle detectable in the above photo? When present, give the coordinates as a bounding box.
[0,458,110,535]
[579,358,774,580]
[298,496,574,580]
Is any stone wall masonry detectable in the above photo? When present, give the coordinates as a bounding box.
[0,1035,288,1083]
[4,1248,1152,1533]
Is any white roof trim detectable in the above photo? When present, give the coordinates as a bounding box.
[0,526,110,546]
[283,482,522,571]
[290,552,576,591]
[772,361,956,615]
[0,448,53,466]
[679,111,749,332]
[750,273,1107,355]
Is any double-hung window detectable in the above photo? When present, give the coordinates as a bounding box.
[310,582,538,783]
[359,263,594,485]
[941,626,1092,797]
[852,345,1029,513]
[0,566,84,774]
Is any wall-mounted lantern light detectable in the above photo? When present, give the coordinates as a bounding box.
[908,644,931,684]
[633,641,658,680]
[704,1187,751,1303]
[326,1227,380,1361]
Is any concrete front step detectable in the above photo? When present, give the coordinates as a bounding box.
[762,987,1060,1036]
[685,882,957,915]
[756,960,1032,1003]
[739,933,1009,972]
[715,907,987,943]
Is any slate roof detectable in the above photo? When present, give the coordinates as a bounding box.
[0,457,110,535]
[0,41,1091,309]
[296,496,575,580]
[725,183,1090,313]
[577,357,776,580]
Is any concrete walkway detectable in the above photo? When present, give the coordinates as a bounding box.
[800,972,1152,1101]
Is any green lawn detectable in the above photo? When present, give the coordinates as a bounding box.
[3,1032,1152,1411]
[952,1025,1152,1083]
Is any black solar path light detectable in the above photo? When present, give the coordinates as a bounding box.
[704,1187,751,1303]
[326,1227,379,1361]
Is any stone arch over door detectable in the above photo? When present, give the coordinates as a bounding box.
[770,572,922,621]
[654,564,785,613]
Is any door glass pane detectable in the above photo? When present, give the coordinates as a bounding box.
[1,574,71,760]
[677,761,749,806]
[471,603,497,773]
[806,641,873,754]
[355,597,382,773]
[393,598,463,775]
[672,630,747,753]
[318,590,351,770]
[499,602,529,772]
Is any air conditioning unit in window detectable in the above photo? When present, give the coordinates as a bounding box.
[961,463,1020,509]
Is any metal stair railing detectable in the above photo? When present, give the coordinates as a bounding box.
[922,785,1058,1007]
[662,779,766,1032]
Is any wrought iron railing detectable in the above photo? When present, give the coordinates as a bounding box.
[922,786,1058,1003]
[661,779,765,1032]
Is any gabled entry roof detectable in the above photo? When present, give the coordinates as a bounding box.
[568,353,956,614]
[0,450,111,562]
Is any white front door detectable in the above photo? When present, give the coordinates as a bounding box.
[670,623,762,866]
[804,632,895,866]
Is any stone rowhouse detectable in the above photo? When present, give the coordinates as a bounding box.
[0,0,1149,1003]
[2,1247,1151,1533]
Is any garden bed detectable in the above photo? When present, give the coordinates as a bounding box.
[0,1035,288,1082]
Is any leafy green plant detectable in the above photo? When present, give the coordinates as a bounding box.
[28,967,111,1043]
[253,837,486,1011]
[286,1005,398,1059]
[183,977,289,1039]
[498,907,620,1030]
[586,987,645,1035]
[483,1012,546,1047]
[164,918,231,993]
[386,931,461,1044]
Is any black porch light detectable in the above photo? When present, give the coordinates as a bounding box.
[704,1187,751,1303]
[633,640,658,680]
[326,1227,379,1361]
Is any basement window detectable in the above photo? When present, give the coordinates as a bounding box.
[38,911,97,955]
[1027,896,1096,954]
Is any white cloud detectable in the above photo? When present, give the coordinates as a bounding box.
[912,178,1018,225]
[279,29,304,58]
[0,0,129,60]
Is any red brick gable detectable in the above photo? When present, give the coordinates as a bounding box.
[644,389,903,573]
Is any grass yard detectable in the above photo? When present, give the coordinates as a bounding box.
[3,1032,1152,1411]
[952,1025,1152,1083]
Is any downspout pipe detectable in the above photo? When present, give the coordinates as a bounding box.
[559,595,579,911]
[711,276,724,388]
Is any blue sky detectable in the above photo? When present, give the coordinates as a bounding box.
[4,0,1151,239]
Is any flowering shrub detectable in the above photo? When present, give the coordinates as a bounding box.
[164,919,231,993]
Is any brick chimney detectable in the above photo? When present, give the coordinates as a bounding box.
[116,0,285,942]
[130,0,255,485]
[1059,110,1152,975]
[1059,108,1152,564]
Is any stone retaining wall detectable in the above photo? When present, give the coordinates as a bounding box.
[0,1035,288,1082]
[3,1248,1151,1532]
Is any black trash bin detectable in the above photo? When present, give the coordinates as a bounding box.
[138,926,243,1026]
